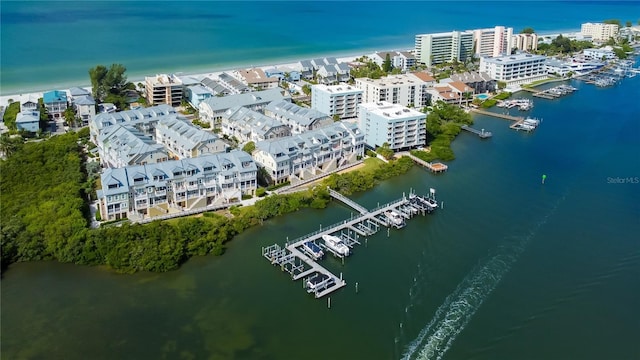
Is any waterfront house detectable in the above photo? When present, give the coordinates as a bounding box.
[233,68,280,90]
[16,111,40,132]
[74,95,96,125]
[252,121,364,185]
[358,101,426,151]
[20,98,39,113]
[198,88,290,128]
[201,77,232,97]
[298,60,315,80]
[42,90,68,119]
[217,72,251,94]
[370,51,417,72]
[311,84,363,120]
[263,100,333,134]
[220,106,291,145]
[186,84,213,108]
[96,150,257,221]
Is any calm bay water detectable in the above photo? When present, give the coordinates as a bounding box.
[2,1,640,359]
[2,73,639,358]
[1,1,639,94]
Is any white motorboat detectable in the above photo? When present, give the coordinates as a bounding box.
[322,234,350,256]
[385,210,406,229]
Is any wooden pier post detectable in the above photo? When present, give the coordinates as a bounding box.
[328,297,331,309]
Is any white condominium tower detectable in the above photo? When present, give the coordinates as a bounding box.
[415,30,474,67]
[473,26,514,57]
[580,22,619,42]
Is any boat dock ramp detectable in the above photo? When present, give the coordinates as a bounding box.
[460,125,492,139]
[404,153,448,173]
[262,189,439,299]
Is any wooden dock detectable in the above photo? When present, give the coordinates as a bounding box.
[262,190,439,299]
[405,153,448,173]
[460,125,492,139]
[470,108,524,122]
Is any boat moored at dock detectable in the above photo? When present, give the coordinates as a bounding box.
[302,241,324,260]
[322,234,350,257]
[385,210,406,229]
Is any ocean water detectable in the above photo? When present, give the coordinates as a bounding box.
[1,0,638,94]
[2,72,639,358]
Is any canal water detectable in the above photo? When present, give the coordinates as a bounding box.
[2,74,639,359]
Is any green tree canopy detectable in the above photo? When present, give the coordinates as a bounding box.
[382,53,393,72]
[603,19,621,26]
[242,141,256,154]
[521,27,535,34]
[88,63,132,110]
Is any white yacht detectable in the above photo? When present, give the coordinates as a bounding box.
[385,210,406,229]
[322,234,350,256]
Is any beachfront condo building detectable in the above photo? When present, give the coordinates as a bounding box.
[220,106,292,145]
[370,51,417,72]
[252,121,364,185]
[198,88,291,128]
[233,68,280,90]
[580,22,619,42]
[354,72,435,109]
[263,100,333,134]
[358,101,426,151]
[473,26,514,57]
[512,33,539,52]
[311,84,363,120]
[479,53,548,86]
[145,74,183,107]
[414,31,474,67]
[96,150,257,221]
[42,90,68,119]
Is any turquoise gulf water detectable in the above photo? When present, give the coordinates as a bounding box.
[2,1,639,94]
[2,70,639,359]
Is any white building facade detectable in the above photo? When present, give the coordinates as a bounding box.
[581,22,619,42]
[358,101,426,151]
[479,53,548,85]
[96,151,257,221]
[252,122,365,185]
[415,31,474,67]
[354,73,433,109]
[311,84,363,120]
[473,26,514,57]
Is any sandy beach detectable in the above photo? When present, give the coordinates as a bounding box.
[0,54,366,109]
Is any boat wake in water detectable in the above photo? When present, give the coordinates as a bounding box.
[401,195,565,360]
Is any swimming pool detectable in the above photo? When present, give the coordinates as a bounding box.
[476,94,489,100]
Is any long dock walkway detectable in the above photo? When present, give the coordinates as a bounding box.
[262,190,439,299]
[460,125,492,138]
[328,189,369,214]
[470,108,524,122]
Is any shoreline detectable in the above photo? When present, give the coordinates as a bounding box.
[0,27,585,105]
[0,45,413,106]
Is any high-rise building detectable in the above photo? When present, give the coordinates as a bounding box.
[580,22,619,42]
[415,31,474,67]
[473,26,514,57]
